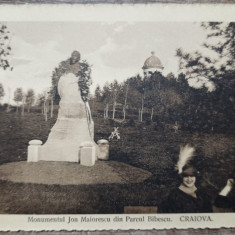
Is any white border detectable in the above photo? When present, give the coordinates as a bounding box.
[0,214,235,231]
[0,3,234,231]
[0,4,234,22]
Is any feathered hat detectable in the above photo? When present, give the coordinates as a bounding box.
[176,144,198,176]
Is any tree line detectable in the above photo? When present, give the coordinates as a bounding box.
[0,22,234,133]
[0,86,36,114]
[90,69,233,133]
[89,22,235,133]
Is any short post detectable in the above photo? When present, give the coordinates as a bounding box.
[79,141,96,166]
[27,140,42,162]
[97,139,109,160]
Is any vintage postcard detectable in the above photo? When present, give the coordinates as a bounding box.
[0,3,234,232]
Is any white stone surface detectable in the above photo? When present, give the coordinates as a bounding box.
[38,73,97,162]
[29,140,43,145]
[97,139,109,160]
[80,146,96,166]
[27,140,42,162]
[80,141,94,147]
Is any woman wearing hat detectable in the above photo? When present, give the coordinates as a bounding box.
[159,145,213,213]
[160,165,213,213]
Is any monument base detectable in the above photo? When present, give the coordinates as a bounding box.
[27,139,102,164]
[39,144,80,162]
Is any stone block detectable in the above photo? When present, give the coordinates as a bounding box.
[80,143,96,166]
[27,140,42,162]
[97,139,109,160]
[39,144,79,162]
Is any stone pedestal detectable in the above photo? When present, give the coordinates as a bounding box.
[80,142,96,166]
[97,139,109,160]
[27,140,42,162]
[32,73,97,163]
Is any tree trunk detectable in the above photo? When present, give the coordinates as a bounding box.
[45,106,48,122]
[16,103,18,113]
[92,98,95,115]
[122,106,126,120]
[7,88,11,113]
[50,98,54,118]
[43,101,45,115]
[105,103,109,119]
[123,107,126,120]
[6,104,10,112]
[41,103,44,114]
[112,101,116,120]
[21,98,25,116]
[45,108,48,121]
[44,100,47,121]
[123,83,129,120]
[140,93,144,122]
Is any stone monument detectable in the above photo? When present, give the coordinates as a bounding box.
[28,51,104,164]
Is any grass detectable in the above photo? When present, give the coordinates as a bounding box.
[0,110,234,214]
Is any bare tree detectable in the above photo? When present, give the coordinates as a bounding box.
[43,91,49,122]
[122,81,129,120]
[25,89,35,112]
[110,80,120,120]
[101,82,112,119]
[37,91,49,121]
[21,92,26,116]
[6,87,11,112]
[13,88,23,113]
[36,93,44,114]
[50,96,54,118]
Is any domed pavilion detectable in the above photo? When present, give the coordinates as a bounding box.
[142,51,164,77]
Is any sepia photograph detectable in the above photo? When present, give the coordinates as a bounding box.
[0,4,234,231]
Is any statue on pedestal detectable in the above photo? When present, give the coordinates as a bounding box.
[28,51,98,163]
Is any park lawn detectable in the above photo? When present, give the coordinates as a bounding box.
[0,110,234,214]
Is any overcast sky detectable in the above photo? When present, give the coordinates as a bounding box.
[0,21,210,104]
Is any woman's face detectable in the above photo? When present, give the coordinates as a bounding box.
[182,176,196,188]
